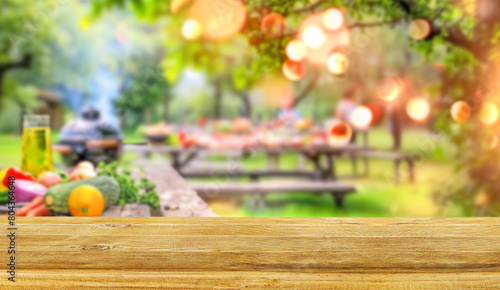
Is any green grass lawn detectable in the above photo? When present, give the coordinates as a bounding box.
[0,128,462,217]
[203,150,459,218]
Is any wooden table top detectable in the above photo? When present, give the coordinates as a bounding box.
[6,217,499,288]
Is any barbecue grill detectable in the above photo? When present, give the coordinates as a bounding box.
[52,107,122,166]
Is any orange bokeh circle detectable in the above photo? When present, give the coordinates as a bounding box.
[261,13,286,38]
[298,12,350,65]
[185,0,247,40]
[282,60,306,81]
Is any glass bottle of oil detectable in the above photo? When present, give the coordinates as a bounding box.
[21,115,53,178]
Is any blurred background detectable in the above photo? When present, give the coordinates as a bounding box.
[1,0,500,217]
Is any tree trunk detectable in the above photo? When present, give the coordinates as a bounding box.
[18,106,26,135]
[236,92,252,118]
[144,107,152,124]
[119,110,126,129]
[0,54,33,112]
[213,79,222,120]
[226,74,252,118]
[390,50,412,151]
[292,68,320,108]
[163,93,169,121]
[0,72,4,112]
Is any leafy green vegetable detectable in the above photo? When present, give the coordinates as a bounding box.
[97,162,160,210]
[139,191,160,210]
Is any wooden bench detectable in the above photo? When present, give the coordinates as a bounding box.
[189,181,356,209]
[356,151,418,183]
[181,169,320,180]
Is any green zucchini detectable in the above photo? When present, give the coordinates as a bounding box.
[0,190,9,204]
[44,176,120,215]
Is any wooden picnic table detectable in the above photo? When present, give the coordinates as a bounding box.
[125,144,373,181]
[125,144,372,208]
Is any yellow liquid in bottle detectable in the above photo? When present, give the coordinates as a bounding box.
[21,127,53,178]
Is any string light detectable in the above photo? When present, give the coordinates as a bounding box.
[350,106,373,129]
[327,52,349,75]
[450,101,471,123]
[322,8,344,31]
[286,40,307,62]
[282,60,306,81]
[409,18,432,40]
[478,101,499,125]
[261,13,286,38]
[328,121,352,146]
[182,19,203,40]
[406,98,431,121]
[377,78,400,102]
[301,26,326,48]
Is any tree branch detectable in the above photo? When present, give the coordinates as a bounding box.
[288,0,326,14]
[0,54,32,74]
[347,18,405,29]
[438,24,487,61]
[226,73,252,118]
[0,54,33,112]
[293,67,320,107]
[347,15,485,62]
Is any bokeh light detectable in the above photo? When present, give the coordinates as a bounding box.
[301,26,326,48]
[182,19,202,40]
[450,101,471,123]
[261,13,286,38]
[406,97,431,121]
[299,12,350,65]
[170,0,191,14]
[187,0,246,40]
[322,8,344,31]
[478,101,499,125]
[282,60,306,81]
[327,52,349,75]
[328,121,352,146]
[377,78,400,102]
[286,40,307,62]
[409,18,432,40]
[350,106,373,129]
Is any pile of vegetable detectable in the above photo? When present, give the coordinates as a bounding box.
[1,160,160,217]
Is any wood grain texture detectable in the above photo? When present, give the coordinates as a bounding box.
[131,165,217,217]
[3,218,500,289]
